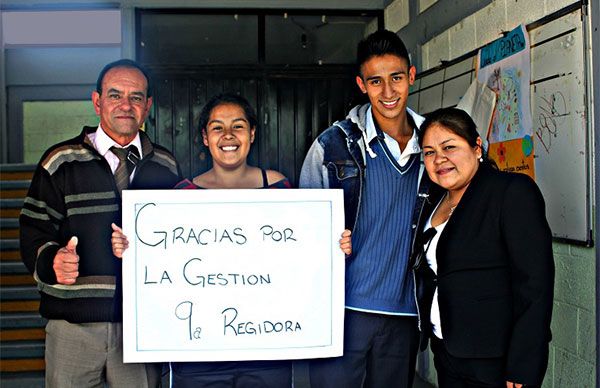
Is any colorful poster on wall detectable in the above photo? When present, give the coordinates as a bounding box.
[488,135,535,180]
[477,24,532,143]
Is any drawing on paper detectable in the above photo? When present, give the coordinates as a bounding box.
[477,24,532,143]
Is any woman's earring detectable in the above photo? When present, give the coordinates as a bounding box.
[479,156,483,162]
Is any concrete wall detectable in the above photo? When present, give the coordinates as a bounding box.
[419,0,578,70]
[384,0,493,70]
[384,0,597,387]
[550,242,596,387]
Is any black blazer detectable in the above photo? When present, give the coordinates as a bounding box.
[412,164,554,386]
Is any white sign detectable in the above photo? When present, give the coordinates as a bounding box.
[121,189,345,363]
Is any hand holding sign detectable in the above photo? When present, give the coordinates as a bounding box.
[111,223,129,259]
[339,229,352,256]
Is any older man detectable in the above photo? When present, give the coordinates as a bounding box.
[20,59,181,387]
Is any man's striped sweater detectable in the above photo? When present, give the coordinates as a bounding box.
[19,126,181,323]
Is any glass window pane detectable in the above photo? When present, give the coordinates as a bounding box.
[23,101,98,164]
[139,13,258,65]
[265,15,377,65]
[2,10,121,46]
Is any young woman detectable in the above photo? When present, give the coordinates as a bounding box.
[112,93,352,387]
[413,108,554,388]
[178,93,290,190]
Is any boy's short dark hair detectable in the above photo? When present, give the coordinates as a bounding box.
[96,59,153,98]
[356,30,411,74]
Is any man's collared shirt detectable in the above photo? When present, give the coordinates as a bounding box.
[87,125,142,181]
[365,106,420,167]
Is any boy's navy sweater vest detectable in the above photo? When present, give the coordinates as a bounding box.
[346,136,418,315]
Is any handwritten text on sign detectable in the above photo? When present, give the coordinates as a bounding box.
[122,189,345,362]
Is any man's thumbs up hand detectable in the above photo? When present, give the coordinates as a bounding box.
[54,236,80,285]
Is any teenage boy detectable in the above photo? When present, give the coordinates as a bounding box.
[299,30,428,388]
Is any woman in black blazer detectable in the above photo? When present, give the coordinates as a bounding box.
[413,108,554,388]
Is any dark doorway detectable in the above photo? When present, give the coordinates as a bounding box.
[137,10,382,185]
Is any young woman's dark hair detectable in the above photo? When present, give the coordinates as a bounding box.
[198,93,258,133]
[419,107,497,168]
[96,59,152,98]
[356,29,411,74]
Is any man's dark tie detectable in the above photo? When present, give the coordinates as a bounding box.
[110,145,140,195]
